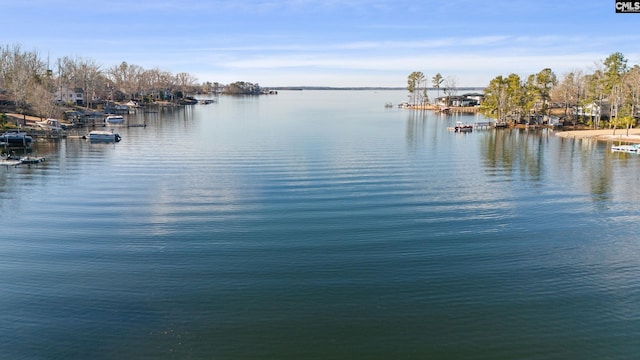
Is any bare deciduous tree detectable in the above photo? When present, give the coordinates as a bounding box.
[175,72,198,99]
[442,76,457,106]
[1,44,46,114]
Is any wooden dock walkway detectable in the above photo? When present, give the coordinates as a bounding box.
[405,105,480,113]
[448,106,479,113]
[27,129,68,139]
[473,122,493,130]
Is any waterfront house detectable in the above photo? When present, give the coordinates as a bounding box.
[435,93,482,107]
[574,102,611,118]
[55,87,84,105]
[463,93,484,105]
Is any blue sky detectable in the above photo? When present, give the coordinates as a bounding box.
[2,0,639,87]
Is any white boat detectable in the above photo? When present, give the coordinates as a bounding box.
[611,144,640,153]
[104,115,125,125]
[1,159,22,167]
[87,130,122,142]
[36,118,64,131]
[20,156,46,164]
[448,121,473,133]
[1,153,45,165]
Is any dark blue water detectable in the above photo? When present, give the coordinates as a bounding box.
[2,91,640,359]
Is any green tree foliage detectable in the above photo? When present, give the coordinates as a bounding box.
[624,66,640,117]
[406,71,421,93]
[611,104,636,135]
[480,74,526,123]
[583,71,605,127]
[432,73,443,100]
[602,52,627,94]
[406,71,425,105]
[532,68,557,116]
[509,73,531,120]
[223,81,262,95]
[481,69,558,124]
[476,52,639,128]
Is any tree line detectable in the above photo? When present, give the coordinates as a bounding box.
[408,52,639,130]
[0,43,260,120]
[406,71,453,106]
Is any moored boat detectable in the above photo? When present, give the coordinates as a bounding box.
[1,153,45,166]
[1,130,33,148]
[36,118,65,131]
[87,130,122,142]
[0,158,22,167]
[19,156,46,164]
[448,121,473,133]
[104,115,125,125]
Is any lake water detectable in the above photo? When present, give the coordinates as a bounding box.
[2,90,640,359]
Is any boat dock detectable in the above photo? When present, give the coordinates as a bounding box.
[473,122,493,130]
[27,129,68,140]
[404,105,480,113]
[446,121,505,132]
[448,106,479,113]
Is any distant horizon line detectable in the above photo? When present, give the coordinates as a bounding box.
[266,86,486,91]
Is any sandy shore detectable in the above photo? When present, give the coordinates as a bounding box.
[554,128,640,143]
[4,113,43,126]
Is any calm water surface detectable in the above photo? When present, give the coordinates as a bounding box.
[2,91,640,359]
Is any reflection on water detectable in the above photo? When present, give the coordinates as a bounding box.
[2,91,640,359]
[481,128,548,181]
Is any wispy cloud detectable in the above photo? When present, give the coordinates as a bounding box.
[4,0,638,87]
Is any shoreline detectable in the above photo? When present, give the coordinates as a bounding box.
[5,111,640,144]
[554,128,640,143]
